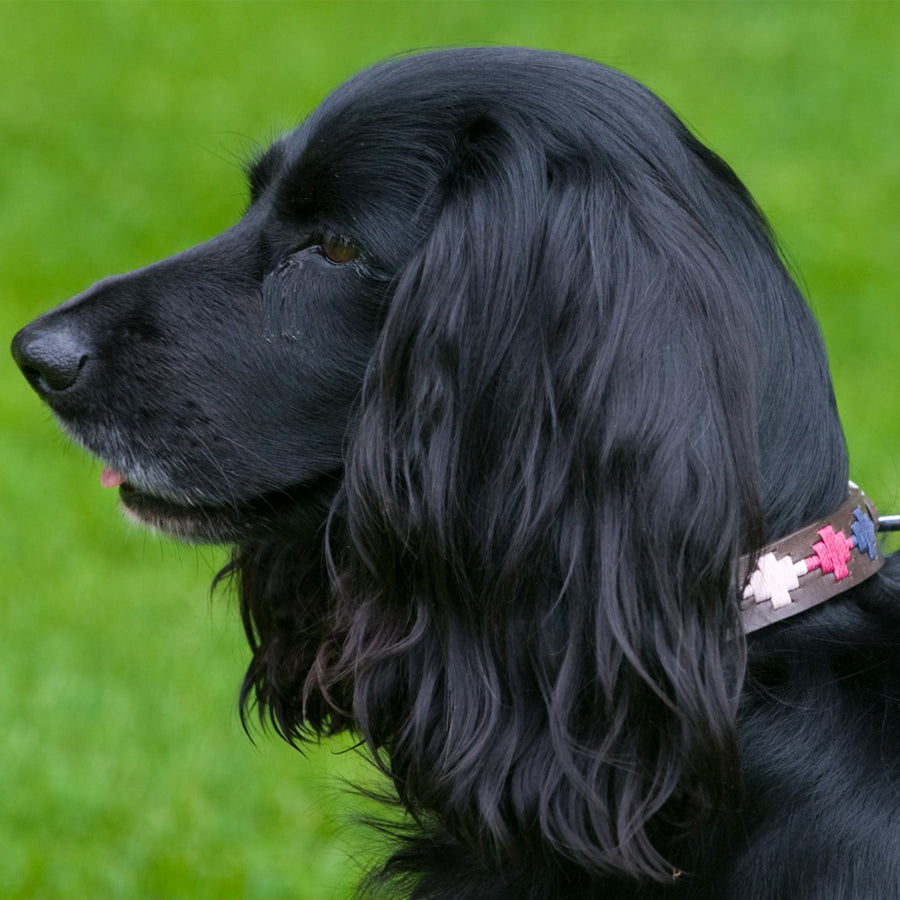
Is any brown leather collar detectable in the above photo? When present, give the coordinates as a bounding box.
[740,485,883,634]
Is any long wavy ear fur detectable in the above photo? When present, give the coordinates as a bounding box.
[232,52,849,883]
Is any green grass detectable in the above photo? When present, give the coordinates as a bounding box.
[1,2,899,897]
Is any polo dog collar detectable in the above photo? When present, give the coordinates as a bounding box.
[740,484,892,634]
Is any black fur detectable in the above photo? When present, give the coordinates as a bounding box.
[12,48,900,898]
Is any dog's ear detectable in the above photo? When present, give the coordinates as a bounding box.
[327,122,785,880]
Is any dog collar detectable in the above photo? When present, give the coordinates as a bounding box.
[740,484,887,634]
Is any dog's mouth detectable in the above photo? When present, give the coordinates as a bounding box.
[99,465,241,542]
[101,465,338,544]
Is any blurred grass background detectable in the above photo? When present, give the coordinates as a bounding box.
[1,2,898,898]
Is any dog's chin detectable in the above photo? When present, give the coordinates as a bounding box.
[117,474,340,545]
[117,483,247,543]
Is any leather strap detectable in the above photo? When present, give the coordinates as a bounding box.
[740,485,883,634]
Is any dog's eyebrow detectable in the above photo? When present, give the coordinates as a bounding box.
[245,143,286,204]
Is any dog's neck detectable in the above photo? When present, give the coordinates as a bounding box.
[740,484,885,633]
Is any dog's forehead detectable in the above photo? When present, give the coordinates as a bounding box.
[249,77,470,245]
[243,48,682,262]
[277,47,595,167]
[271,121,439,231]
[256,53,549,205]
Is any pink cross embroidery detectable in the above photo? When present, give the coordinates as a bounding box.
[805,526,852,581]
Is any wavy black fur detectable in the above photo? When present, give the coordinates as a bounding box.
[13,48,900,898]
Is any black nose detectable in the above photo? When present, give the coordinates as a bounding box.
[11,320,92,397]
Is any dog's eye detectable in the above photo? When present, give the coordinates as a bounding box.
[320,237,358,264]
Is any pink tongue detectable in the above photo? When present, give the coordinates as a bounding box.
[101,466,126,489]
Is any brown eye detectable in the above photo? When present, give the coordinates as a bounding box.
[320,237,358,264]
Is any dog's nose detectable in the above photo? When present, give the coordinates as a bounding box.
[11,320,92,397]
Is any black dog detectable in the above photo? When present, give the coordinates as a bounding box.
[12,48,900,898]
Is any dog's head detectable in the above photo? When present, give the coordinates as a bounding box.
[12,48,849,879]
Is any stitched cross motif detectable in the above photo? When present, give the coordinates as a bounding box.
[743,552,803,609]
[851,507,878,560]
[806,525,852,581]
